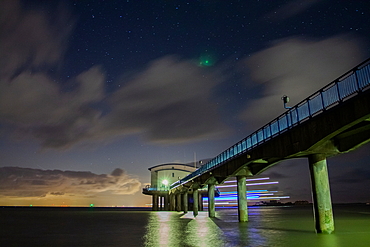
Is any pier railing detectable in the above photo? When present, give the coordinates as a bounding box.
[171,58,370,189]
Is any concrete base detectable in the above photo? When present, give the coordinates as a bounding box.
[309,154,334,234]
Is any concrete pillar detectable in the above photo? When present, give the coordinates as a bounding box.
[152,194,158,211]
[208,184,216,218]
[237,176,248,222]
[170,194,176,211]
[193,189,199,217]
[308,154,334,234]
[164,194,169,211]
[176,193,182,212]
[183,192,188,213]
[199,194,203,211]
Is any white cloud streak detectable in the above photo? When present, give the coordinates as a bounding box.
[0,167,141,198]
[240,34,366,129]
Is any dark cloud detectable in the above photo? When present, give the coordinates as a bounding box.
[240,34,366,129]
[263,171,289,179]
[0,1,229,149]
[0,167,141,198]
[0,0,73,78]
[0,66,106,148]
[331,168,370,184]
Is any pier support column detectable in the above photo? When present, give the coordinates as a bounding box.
[183,192,188,213]
[176,193,182,212]
[152,194,158,211]
[208,184,216,218]
[309,154,334,234]
[193,189,199,217]
[237,175,248,222]
[170,193,176,211]
[199,194,203,211]
[164,194,169,211]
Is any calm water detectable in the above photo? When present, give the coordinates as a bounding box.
[1,205,369,247]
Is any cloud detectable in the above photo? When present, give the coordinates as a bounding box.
[264,0,322,21]
[263,171,289,179]
[98,56,228,144]
[0,167,141,198]
[0,1,228,149]
[0,0,73,78]
[331,168,370,184]
[239,34,366,129]
[0,66,106,148]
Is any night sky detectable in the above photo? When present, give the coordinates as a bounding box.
[0,0,369,207]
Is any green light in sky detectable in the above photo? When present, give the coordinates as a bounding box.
[199,53,216,67]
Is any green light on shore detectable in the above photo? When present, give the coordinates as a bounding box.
[90,204,94,207]
[30,204,33,207]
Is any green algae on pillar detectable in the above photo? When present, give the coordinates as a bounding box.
[183,192,188,213]
[237,176,248,222]
[176,193,182,212]
[170,193,176,211]
[309,154,334,234]
[208,184,216,218]
[193,189,199,217]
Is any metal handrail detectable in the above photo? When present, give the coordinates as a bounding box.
[171,58,370,189]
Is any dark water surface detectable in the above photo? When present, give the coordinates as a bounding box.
[1,205,369,246]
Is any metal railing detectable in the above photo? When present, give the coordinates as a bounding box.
[171,58,370,189]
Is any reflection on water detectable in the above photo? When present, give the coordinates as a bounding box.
[1,205,368,246]
[143,205,370,247]
[144,211,226,246]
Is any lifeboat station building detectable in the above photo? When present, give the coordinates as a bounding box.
[142,161,211,211]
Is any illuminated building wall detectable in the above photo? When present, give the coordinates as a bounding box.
[148,162,202,190]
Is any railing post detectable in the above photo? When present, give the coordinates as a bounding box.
[354,69,361,91]
[319,90,325,110]
[335,79,342,102]
[307,100,312,118]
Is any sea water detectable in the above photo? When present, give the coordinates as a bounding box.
[1,205,369,247]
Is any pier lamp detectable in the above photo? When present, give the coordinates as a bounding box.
[281,95,292,109]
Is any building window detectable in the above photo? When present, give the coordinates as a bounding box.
[172,173,174,177]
